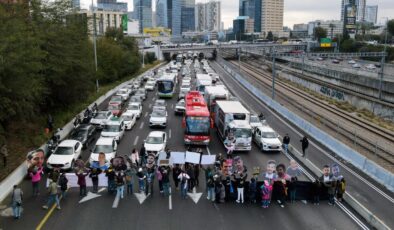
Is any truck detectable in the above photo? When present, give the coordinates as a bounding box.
[204,85,230,114]
[195,74,212,95]
[214,100,252,151]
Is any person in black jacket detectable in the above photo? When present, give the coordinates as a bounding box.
[300,136,309,157]
[58,173,68,199]
[283,134,290,153]
[89,168,101,193]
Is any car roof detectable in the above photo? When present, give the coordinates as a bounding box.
[256,126,275,132]
[76,124,92,130]
[58,139,80,147]
[96,137,115,145]
[148,131,165,137]
[128,102,141,106]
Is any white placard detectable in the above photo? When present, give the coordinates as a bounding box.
[64,173,108,187]
[171,152,185,164]
[201,155,216,165]
[185,151,201,164]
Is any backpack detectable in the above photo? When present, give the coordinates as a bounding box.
[181,174,187,184]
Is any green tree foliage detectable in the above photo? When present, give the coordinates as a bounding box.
[314,27,328,41]
[387,19,394,36]
[266,31,274,41]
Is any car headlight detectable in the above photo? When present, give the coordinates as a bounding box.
[247,142,251,146]
[185,138,190,142]
[203,139,209,143]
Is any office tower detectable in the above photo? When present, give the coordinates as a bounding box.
[260,0,284,36]
[156,0,168,28]
[134,0,153,33]
[341,0,365,22]
[172,0,195,36]
[195,1,221,32]
[364,5,378,25]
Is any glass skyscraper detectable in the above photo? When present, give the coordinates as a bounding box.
[134,0,153,33]
[156,0,168,28]
[172,0,195,37]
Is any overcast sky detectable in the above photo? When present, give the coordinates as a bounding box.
[83,0,393,29]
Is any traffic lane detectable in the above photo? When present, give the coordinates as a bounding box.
[211,60,394,227]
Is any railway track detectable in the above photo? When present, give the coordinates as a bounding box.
[226,59,394,170]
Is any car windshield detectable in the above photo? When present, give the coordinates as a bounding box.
[93,145,113,153]
[250,116,260,123]
[147,82,155,86]
[128,104,139,110]
[95,113,107,119]
[103,125,120,132]
[154,101,166,106]
[54,146,73,155]
[108,104,120,110]
[177,100,185,106]
[152,110,166,117]
[111,97,122,102]
[158,81,174,93]
[70,129,87,139]
[118,90,127,94]
[131,97,141,102]
[234,128,252,138]
[185,116,210,135]
[146,136,163,144]
[136,90,145,94]
[122,115,133,121]
[261,132,277,138]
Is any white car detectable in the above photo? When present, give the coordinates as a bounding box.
[145,81,156,91]
[89,137,117,164]
[153,99,167,110]
[365,64,376,70]
[126,102,142,118]
[348,60,356,64]
[352,64,361,68]
[175,99,185,115]
[178,88,189,99]
[253,126,282,152]
[101,117,125,142]
[46,140,82,170]
[116,88,131,101]
[90,111,114,128]
[250,115,263,129]
[121,112,137,130]
[135,88,147,100]
[149,109,167,127]
[144,131,167,157]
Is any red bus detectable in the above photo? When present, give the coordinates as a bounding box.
[182,91,212,145]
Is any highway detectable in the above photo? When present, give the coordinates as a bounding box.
[0,61,370,230]
[211,59,394,228]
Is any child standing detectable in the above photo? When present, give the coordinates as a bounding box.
[312,179,321,205]
[249,178,257,204]
[288,177,297,203]
[261,180,273,208]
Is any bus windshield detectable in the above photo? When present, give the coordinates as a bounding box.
[185,116,210,135]
[158,81,174,94]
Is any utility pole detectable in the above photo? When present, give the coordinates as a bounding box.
[272,48,276,99]
[238,48,241,72]
[378,18,388,100]
[91,0,98,92]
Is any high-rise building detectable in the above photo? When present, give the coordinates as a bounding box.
[96,0,127,12]
[365,5,378,25]
[195,1,221,32]
[341,0,365,22]
[134,0,153,33]
[167,0,172,29]
[156,0,168,28]
[260,0,284,36]
[239,0,261,32]
[172,0,195,37]
[233,16,254,39]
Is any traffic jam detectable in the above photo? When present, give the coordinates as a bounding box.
[22,53,341,215]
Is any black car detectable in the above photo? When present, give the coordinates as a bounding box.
[69,124,96,149]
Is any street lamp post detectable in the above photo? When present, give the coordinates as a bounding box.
[378,18,388,100]
[91,0,98,92]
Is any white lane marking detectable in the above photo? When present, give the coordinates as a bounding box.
[134,136,140,146]
[144,112,148,118]
[149,104,152,108]
[169,129,172,139]
[171,104,174,109]
[216,61,372,229]
[112,195,120,208]
[169,187,172,210]
[206,147,211,155]
[152,97,155,102]
[139,122,144,129]
[214,61,394,204]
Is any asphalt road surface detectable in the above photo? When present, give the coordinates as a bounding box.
[0,61,368,230]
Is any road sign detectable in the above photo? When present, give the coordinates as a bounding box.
[122,14,127,32]
[320,38,332,48]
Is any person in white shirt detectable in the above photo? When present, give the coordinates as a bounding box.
[178,170,190,199]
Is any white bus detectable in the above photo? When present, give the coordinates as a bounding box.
[157,73,178,98]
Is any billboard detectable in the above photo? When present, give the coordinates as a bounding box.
[122,14,127,32]
[320,38,332,48]
[344,3,356,37]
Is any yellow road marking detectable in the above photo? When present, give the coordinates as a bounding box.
[36,195,63,230]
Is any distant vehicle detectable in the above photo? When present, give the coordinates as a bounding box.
[109,95,123,105]
[129,95,143,103]
[229,40,238,44]
[332,59,340,64]
[121,112,137,130]
[116,88,130,101]
[157,73,178,98]
[69,124,96,149]
[253,126,282,152]
[249,115,263,129]
[46,140,82,170]
[154,99,167,109]
[90,111,114,128]
[107,103,123,116]
[174,99,185,115]
[352,63,361,68]
[196,74,212,95]
[149,109,168,128]
[365,64,376,70]
[144,131,167,157]
[317,57,324,61]
[145,81,156,91]
[348,60,356,64]
[89,137,117,164]
[101,117,125,142]
[135,88,147,100]
[126,102,142,118]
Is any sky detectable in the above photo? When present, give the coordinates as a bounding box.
[82,0,394,29]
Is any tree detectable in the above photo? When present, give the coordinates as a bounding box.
[387,19,394,36]
[266,31,274,41]
[314,27,327,41]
